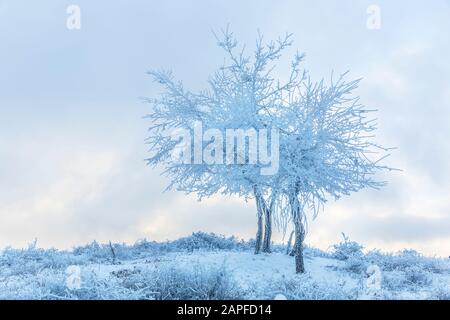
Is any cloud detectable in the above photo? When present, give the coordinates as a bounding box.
[0,0,449,256]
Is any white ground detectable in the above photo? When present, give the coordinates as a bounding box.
[81,250,450,299]
[2,235,450,299]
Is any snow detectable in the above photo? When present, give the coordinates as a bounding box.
[163,251,360,299]
[1,232,448,300]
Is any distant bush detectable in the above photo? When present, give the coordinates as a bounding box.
[170,232,252,252]
[365,249,445,273]
[52,232,257,266]
[343,255,369,274]
[382,270,409,291]
[403,265,432,287]
[72,241,118,262]
[331,234,367,274]
[382,268,431,293]
[332,233,364,261]
[0,241,86,277]
[303,245,330,258]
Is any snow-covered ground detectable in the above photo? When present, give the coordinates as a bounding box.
[1,232,449,300]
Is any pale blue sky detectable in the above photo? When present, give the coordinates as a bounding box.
[1,0,450,255]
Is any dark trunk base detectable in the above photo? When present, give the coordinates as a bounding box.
[294,221,305,273]
[255,213,263,254]
[295,245,305,273]
[262,207,272,253]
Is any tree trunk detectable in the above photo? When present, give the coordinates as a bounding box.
[290,193,305,273]
[286,230,294,255]
[294,220,305,273]
[254,192,263,254]
[255,211,263,254]
[262,204,272,253]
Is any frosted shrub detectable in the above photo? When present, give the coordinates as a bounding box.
[61,270,144,300]
[382,270,409,291]
[0,269,101,300]
[36,270,72,300]
[331,234,367,273]
[110,263,241,300]
[72,241,121,262]
[171,232,252,252]
[0,268,159,300]
[366,249,444,273]
[0,244,86,277]
[148,263,241,300]
[332,234,364,261]
[432,283,450,300]
[0,270,66,299]
[257,274,356,300]
[343,255,369,274]
[303,246,331,258]
[382,267,432,294]
[403,265,432,287]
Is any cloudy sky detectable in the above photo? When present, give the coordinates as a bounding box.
[1,0,449,256]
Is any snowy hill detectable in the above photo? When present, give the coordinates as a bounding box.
[1,232,449,300]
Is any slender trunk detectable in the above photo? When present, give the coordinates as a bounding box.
[290,193,305,273]
[254,191,263,254]
[263,193,277,253]
[255,211,263,254]
[286,230,294,255]
[262,204,272,253]
[109,240,116,264]
[294,219,305,273]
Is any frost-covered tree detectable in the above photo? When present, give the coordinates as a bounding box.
[273,73,394,273]
[145,28,304,254]
[145,29,394,273]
